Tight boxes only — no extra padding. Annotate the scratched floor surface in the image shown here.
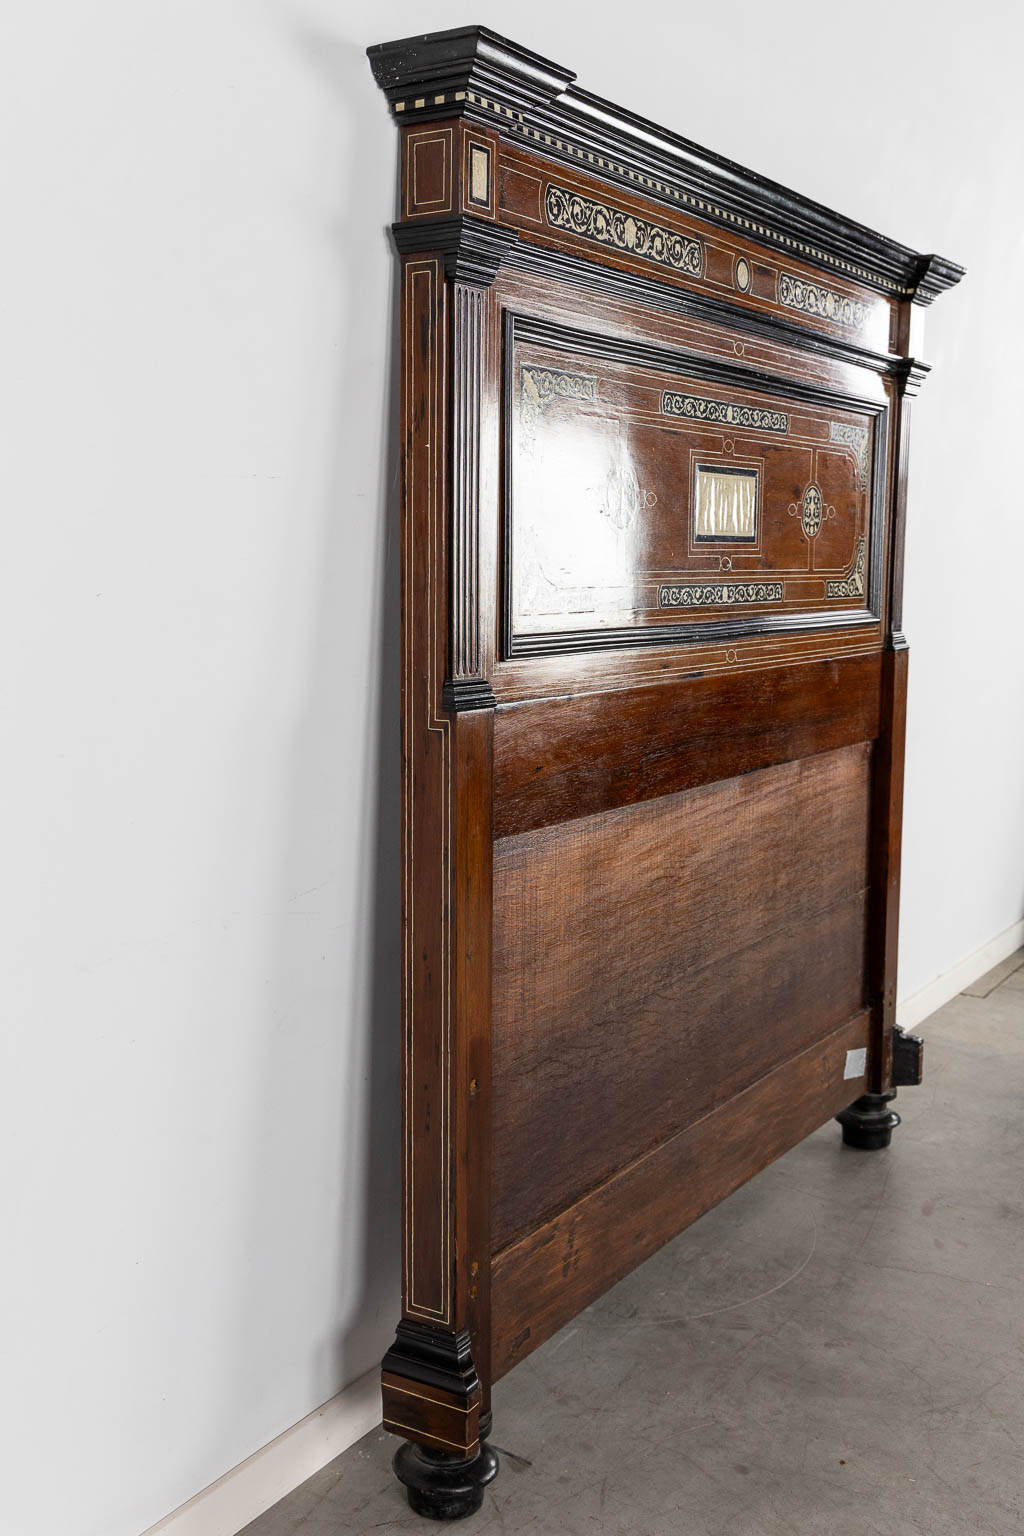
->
[242,952,1024,1536]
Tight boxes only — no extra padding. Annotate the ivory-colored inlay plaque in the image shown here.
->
[469,144,490,204]
[694,465,758,543]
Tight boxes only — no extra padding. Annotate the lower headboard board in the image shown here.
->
[490,741,872,1375]
[367,23,959,1522]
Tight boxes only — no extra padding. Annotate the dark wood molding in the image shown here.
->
[503,238,908,374]
[381,1322,483,1458]
[383,1320,479,1399]
[911,253,967,307]
[393,215,519,286]
[442,677,497,712]
[370,26,964,303]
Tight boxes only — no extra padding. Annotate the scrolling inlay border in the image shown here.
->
[826,537,867,599]
[830,421,870,490]
[659,580,784,608]
[662,391,788,434]
[779,273,869,331]
[545,184,703,277]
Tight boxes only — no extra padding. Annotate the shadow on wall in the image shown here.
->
[227,25,403,1445]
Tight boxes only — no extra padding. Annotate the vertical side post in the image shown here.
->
[840,354,928,1149]
[381,126,516,1517]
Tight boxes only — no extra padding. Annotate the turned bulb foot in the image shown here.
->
[393,1440,499,1521]
[836,1092,901,1150]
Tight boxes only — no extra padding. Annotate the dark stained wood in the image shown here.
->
[491,1011,871,1379]
[868,643,908,1091]
[494,652,881,836]
[393,1441,499,1522]
[492,744,871,1248]
[381,1369,480,1456]
[367,25,962,1516]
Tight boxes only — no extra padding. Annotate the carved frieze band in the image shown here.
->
[829,421,870,490]
[662,391,788,434]
[826,537,867,599]
[659,581,784,608]
[779,273,869,330]
[545,184,704,277]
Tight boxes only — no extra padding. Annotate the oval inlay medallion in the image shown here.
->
[735,257,751,292]
[802,483,823,537]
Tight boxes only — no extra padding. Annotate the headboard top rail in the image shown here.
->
[368,24,963,304]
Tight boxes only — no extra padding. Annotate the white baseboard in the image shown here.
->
[139,1367,380,1536]
[897,916,1024,1032]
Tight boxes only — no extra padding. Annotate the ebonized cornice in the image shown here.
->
[369,26,964,306]
[393,215,520,286]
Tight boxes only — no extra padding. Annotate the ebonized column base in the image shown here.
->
[836,1092,901,1150]
[394,1441,499,1522]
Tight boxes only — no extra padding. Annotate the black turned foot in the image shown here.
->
[394,1440,499,1521]
[836,1092,901,1150]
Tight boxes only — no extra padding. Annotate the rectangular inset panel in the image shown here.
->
[504,315,883,653]
[693,464,758,543]
[491,743,871,1251]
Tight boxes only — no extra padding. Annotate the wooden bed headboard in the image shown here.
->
[367,25,963,1520]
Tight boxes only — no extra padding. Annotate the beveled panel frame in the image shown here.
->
[501,310,888,658]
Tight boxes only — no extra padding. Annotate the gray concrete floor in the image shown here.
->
[243,952,1024,1536]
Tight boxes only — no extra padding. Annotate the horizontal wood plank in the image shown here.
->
[491,1010,870,1380]
[493,651,880,837]
[492,744,871,1247]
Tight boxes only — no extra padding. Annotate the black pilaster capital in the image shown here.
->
[894,356,932,398]
[393,216,520,287]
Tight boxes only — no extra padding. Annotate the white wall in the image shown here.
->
[1,4,1021,1534]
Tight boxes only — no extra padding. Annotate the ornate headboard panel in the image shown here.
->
[367,26,962,1521]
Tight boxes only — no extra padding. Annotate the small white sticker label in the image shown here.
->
[844,1047,867,1080]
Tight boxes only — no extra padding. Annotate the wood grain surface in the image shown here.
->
[491,1011,870,1379]
[492,743,871,1249]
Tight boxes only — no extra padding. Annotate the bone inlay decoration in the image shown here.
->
[545,184,703,276]
[779,272,869,330]
[693,465,758,543]
[829,421,870,490]
[659,580,783,608]
[826,537,867,599]
[662,392,788,434]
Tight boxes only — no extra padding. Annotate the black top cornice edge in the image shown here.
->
[367,23,575,114]
[367,25,964,306]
